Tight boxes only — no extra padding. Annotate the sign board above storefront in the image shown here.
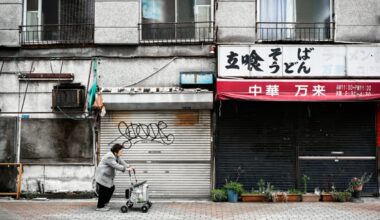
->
[216,79,380,101]
[218,46,380,78]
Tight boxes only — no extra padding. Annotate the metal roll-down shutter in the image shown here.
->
[216,101,296,191]
[298,103,378,195]
[216,102,378,195]
[100,110,211,198]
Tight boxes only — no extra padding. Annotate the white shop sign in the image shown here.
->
[218,45,380,78]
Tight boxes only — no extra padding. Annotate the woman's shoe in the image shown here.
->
[96,207,110,212]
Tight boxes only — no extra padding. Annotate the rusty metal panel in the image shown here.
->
[99,110,212,198]
[0,117,18,193]
[20,119,93,164]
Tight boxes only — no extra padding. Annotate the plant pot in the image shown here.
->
[321,193,333,202]
[272,194,287,202]
[302,193,320,202]
[352,190,361,198]
[287,194,302,202]
[241,194,266,202]
[227,190,238,203]
[353,185,363,191]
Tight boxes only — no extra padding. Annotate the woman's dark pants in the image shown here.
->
[97,183,115,208]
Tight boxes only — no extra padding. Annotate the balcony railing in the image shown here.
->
[257,22,335,43]
[20,24,94,46]
[139,21,214,44]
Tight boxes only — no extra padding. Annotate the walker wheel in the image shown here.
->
[127,201,133,208]
[121,205,128,213]
[147,201,152,208]
[141,205,149,213]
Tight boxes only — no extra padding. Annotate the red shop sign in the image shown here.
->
[216,79,380,101]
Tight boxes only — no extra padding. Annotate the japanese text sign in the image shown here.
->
[216,79,380,101]
[218,46,380,78]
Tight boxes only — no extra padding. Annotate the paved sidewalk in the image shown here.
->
[0,198,379,220]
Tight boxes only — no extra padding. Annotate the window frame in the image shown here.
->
[139,0,214,43]
[23,0,62,43]
[256,0,335,42]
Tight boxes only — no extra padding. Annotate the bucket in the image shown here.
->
[227,190,238,202]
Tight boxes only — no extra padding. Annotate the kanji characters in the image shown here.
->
[312,85,326,96]
[242,50,264,71]
[265,85,279,96]
[225,51,239,69]
[248,85,262,96]
[295,85,308,96]
[224,47,315,74]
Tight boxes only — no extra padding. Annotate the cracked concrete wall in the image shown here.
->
[216,0,256,43]
[95,0,139,44]
[97,57,215,88]
[0,0,22,47]
[21,165,95,193]
[335,0,380,42]
[0,59,93,113]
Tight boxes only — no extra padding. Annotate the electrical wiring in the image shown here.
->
[125,57,177,87]
[20,61,34,113]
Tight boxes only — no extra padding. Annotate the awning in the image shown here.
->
[216,79,380,101]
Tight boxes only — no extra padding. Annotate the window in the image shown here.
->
[22,0,95,45]
[141,0,213,43]
[257,0,333,42]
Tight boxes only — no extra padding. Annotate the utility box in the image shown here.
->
[52,83,85,111]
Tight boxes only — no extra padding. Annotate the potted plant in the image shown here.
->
[321,192,333,202]
[332,191,352,202]
[241,190,267,202]
[287,189,302,202]
[271,191,288,202]
[321,186,334,202]
[301,175,320,202]
[223,181,244,203]
[348,173,372,199]
[241,179,268,202]
[211,189,227,202]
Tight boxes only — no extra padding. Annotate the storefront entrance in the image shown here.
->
[216,101,378,195]
[100,110,212,198]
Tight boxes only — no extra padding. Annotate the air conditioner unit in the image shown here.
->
[52,83,85,111]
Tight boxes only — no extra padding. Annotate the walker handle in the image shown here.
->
[132,168,137,183]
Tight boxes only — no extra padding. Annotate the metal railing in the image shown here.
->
[20,24,94,46]
[257,22,335,43]
[139,21,214,44]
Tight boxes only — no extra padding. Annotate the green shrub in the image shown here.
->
[302,175,310,194]
[332,191,352,202]
[223,181,244,195]
[287,189,302,195]
[211,189,227,202]
[257,178,266,193]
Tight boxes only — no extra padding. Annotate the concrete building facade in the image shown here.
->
[0,0,379,198]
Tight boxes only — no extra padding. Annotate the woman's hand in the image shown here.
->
[127,167,135,172]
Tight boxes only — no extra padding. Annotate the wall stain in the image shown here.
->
[176,111,199,126]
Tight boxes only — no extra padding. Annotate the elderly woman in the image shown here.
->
[95,144,133,211]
